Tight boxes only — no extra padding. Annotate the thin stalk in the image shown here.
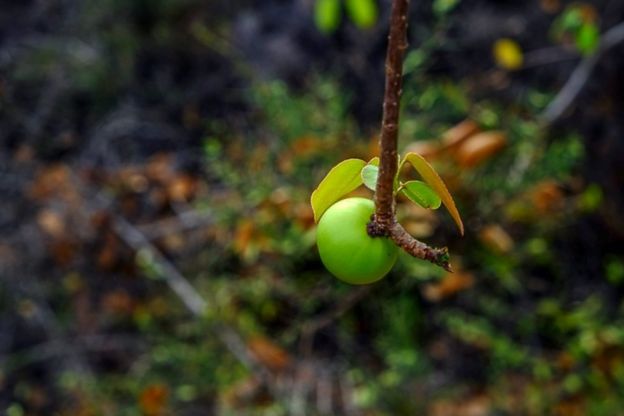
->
[369,0,451,271]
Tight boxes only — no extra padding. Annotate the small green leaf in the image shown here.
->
[401,180,442,209]
[345,0,378,29]
[433,0,460,17]
[402,152,464,235]
[314,0,342,34]
[361,164,379,191]
[576,23,600,55]
[311,158,366,222]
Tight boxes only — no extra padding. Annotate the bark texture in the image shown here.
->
[370,0,452,272]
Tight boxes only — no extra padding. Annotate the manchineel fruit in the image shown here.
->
[316,197,398,284]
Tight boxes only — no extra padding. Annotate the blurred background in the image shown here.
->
[1,0,624,414]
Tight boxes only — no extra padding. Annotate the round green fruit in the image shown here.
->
[316,197,398,284]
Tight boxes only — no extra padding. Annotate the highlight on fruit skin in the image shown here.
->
[316,197,398,285]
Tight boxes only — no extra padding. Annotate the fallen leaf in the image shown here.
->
[167,174,197,202]
[441,119,481,151]
[146,153,175,184]
[530,181,564,214]
[139,384,169,416]
[248,336,291,373]
[37,209,65,238]
[233,219,255,256]
[29,164,75,202]
[423,271,475,302]
[290,136,324,157]
[455,131,507,168]
[101,290,135,316]
[479,224,514,254]
[403,140,440,160]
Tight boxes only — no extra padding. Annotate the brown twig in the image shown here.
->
[370,0,452,271]
[373,0,408,230]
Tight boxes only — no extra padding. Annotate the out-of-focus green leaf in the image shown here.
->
[403,50,427,75]
[361,164,379,191]
[561,7,583,32]
[314,0,342,34]
[311,158,366,222]
[576,23,600,55]
[433,0,460,16]
[401,180,442,209]
[345,0,378,29]
[403,152,464,234]
[606,257,624,286]
[578,183,603,212]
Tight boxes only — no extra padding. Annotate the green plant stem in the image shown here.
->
[369,0,451,271]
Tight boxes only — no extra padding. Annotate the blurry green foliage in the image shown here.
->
[433,0,461,17]
[314,0,342,34]
[551,3,601,55]
[345,0,379,29]
[314,0,379,34]
[606,257,624,285]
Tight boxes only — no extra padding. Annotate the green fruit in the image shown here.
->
[316,198,398,284]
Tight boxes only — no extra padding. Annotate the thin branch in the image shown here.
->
[138,209,213,241]
[541,21,624,124]
[369,0,451,271]
[72,175,292,406]
[373,0,409,230]
[108,213,209,316]
[389,222,450,270]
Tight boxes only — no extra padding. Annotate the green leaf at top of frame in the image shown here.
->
[345,0,378,29]
[402,152,464,235]
[361,157,379,190]
[311,158,366,222]
[314,0,342,35]
[401,180,442,209]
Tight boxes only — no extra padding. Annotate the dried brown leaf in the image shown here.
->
[423,271,475,302]
[455,131,507,168]
[139,384,169,416]
[479,224,514,254]
[247,336,291,373]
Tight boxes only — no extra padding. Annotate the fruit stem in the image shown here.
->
[370,0,452,271]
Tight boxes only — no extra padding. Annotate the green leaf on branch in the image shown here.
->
[401,180,442,209]
[402,152,464,235]
[311,158,366,222]
[345,0,378,29]
[314,0,342,34]
[361,164,379,191]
